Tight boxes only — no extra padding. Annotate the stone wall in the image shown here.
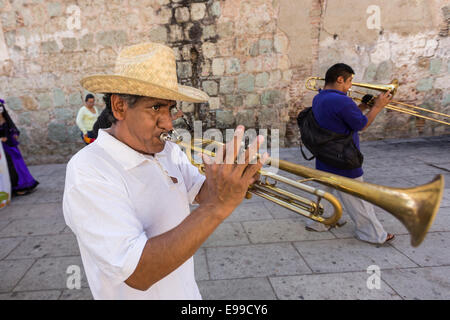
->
[0,0,448,164]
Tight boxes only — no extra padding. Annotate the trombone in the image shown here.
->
[305,77,450,126]
[161,131,444,247]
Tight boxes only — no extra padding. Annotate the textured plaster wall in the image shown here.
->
[0,0,448,164]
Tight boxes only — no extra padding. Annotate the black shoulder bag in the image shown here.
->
[296,107,363,170]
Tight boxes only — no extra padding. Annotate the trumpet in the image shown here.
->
[305,77,450,126]
[161,131,444,247]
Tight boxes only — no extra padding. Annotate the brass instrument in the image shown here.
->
[161,131,444,247]
[305,77,450,126]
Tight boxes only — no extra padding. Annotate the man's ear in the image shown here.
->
[110,94,127,121]
[336,75,345,84]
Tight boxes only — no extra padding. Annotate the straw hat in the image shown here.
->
[81,42,209,103]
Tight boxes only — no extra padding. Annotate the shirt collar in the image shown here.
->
[319,89,347,96]
[96,129,167,170]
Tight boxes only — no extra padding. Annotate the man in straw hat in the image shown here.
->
[63,42,269,299]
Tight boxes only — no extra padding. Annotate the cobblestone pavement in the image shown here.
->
[0,135,449,300]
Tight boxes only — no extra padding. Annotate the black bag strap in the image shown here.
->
[299,143,315,161]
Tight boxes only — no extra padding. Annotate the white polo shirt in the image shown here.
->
[63,129,205,300]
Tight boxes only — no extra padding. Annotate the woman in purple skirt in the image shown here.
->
[0,99,38,196]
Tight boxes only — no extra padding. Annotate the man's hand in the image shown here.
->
[372,91,393,110]
[0,137,7,142]
[199,125,269,218]
[361,91,393,131]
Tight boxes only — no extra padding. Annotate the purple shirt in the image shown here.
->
[312,89,368,178]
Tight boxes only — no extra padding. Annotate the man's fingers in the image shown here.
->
[237,134,263,165]
[242,152,270,181]
[235,135,264,176]
[214,142,224,165]
[225,125,245,165]
[202,153,214,166]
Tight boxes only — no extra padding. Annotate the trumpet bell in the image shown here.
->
[399,174,444,247]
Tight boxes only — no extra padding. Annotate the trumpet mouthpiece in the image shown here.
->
[160,130,183,143]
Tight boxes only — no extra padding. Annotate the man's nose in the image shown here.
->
[158,109,174,131]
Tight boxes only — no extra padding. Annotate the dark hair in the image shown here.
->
[324,63,355,85]
[102,93,144,124]
[85,94,95,102]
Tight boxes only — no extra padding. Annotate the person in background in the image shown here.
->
[304,63,394,244]
[91,99,114,140]
[0,99,39,196]
[76,94,99,144]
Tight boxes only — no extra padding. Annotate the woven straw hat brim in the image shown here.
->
[81,75,209,103]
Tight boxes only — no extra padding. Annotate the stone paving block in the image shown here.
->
[0,220,10,232]
[381,266,450,300]
[6,233,80,260]
[11,189,63,205]
[206,243,311,280]
[431,162,450,171]
[202,222,250,247]
[59,288,94,300]
[360,175,413,188]
[361,140,389,147]
[198,277,276,300]
[242,218,336,243]
[0,290,62,300]
[390,232,450,267]
[0,259,35,293]
[29,164,66,178]
[411,153,450,165]
[440,189,450,208]
[194,248,209,281]
[225,202,273,222]
[428,208,450,232]
[363,150,410,161]
[362,154,420,166]
[28,170,65,184]
[269,273,401,300]
[372,209,409,235]
[328,220,356,239]
[293,239,418,273]
[401,173,450,187]
[0,202,63,221]
[14,256,88,292]
[0,237,24,259]
[364,164,446,178]
[0,217,67,238]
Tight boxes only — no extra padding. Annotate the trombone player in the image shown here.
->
[303,63,395,244]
